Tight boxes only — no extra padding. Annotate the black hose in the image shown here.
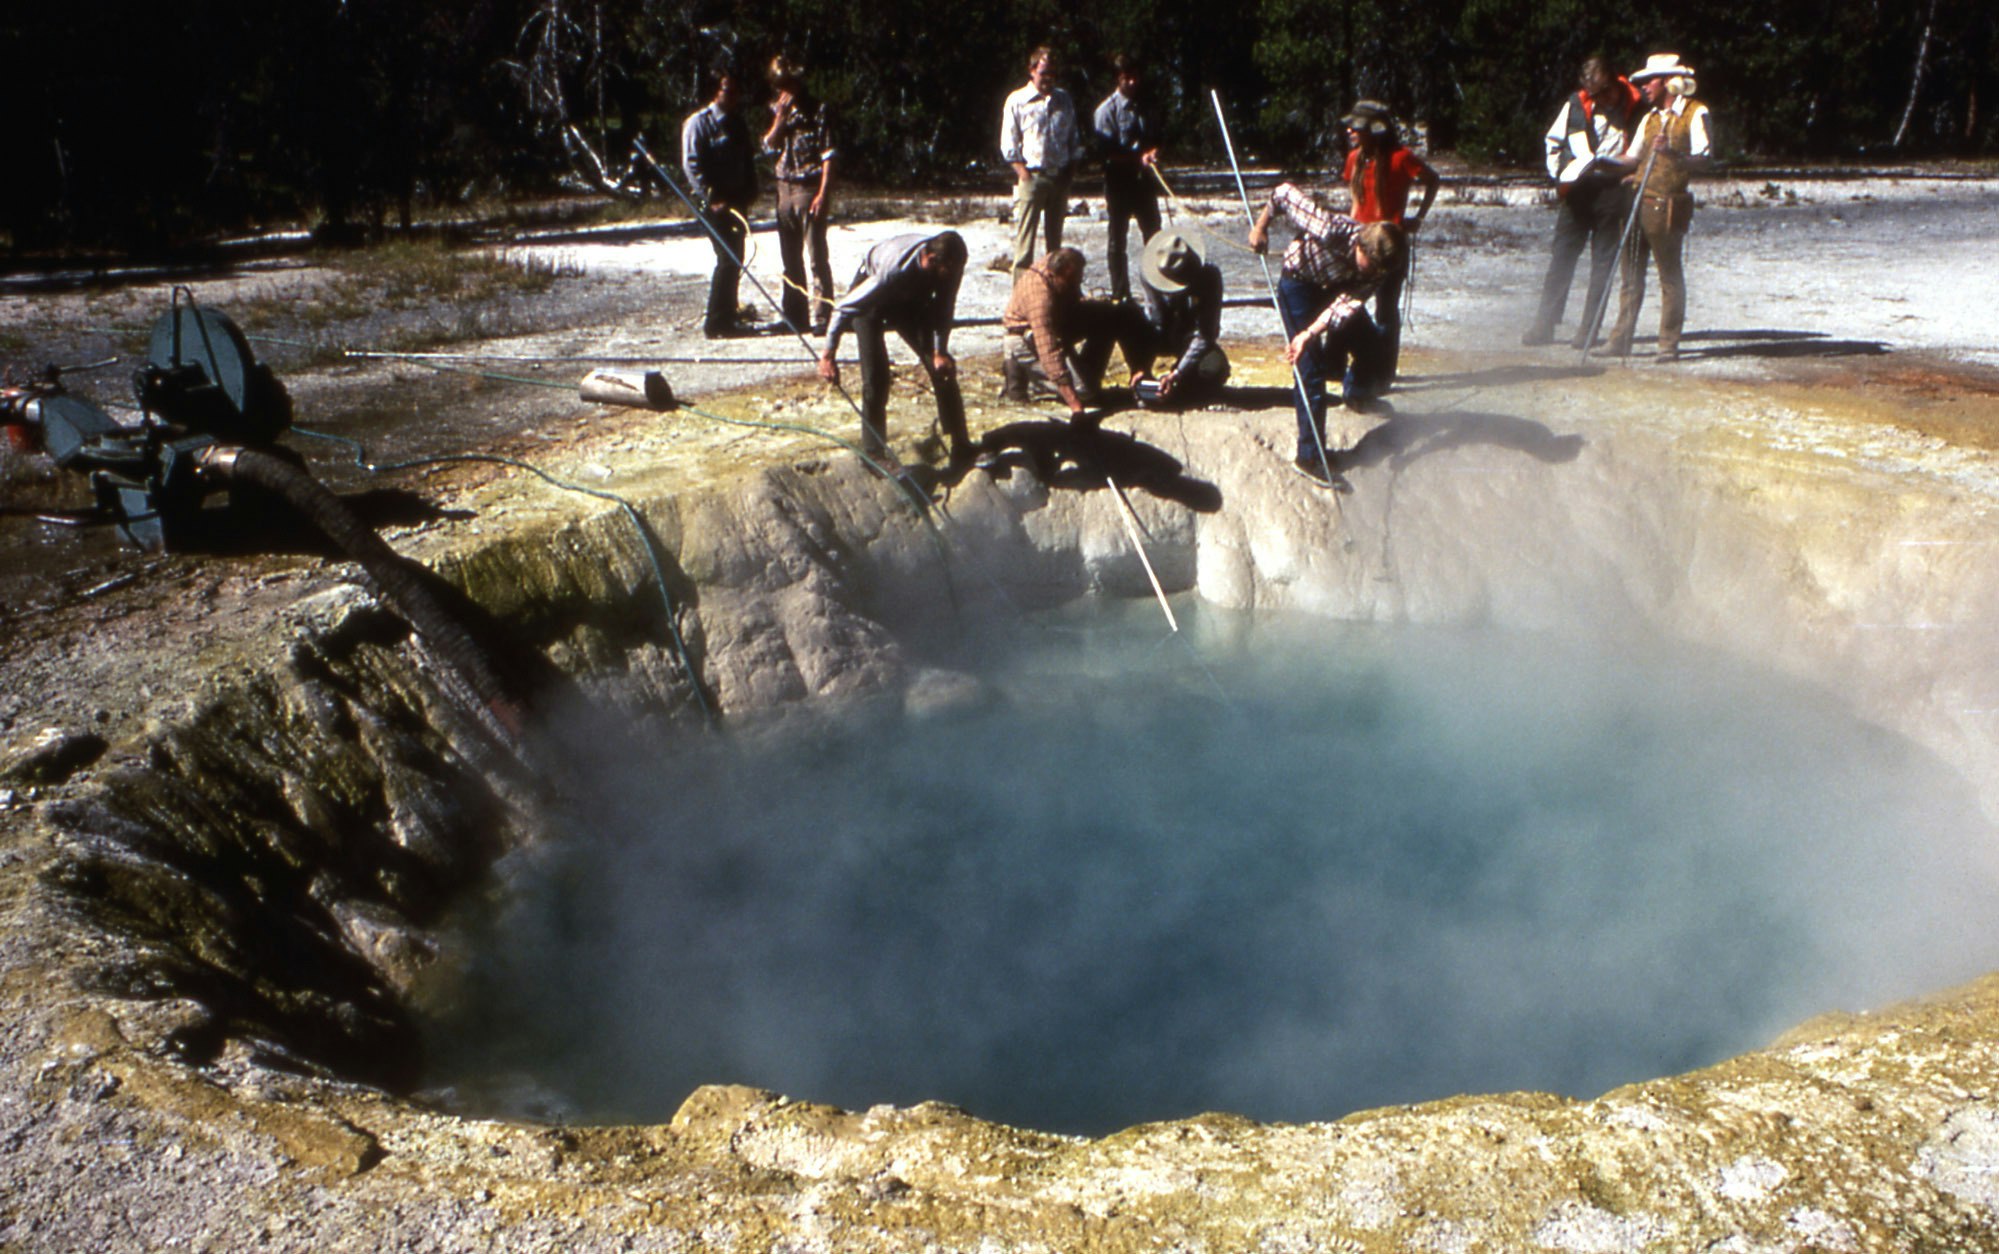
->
[213,447,526,742]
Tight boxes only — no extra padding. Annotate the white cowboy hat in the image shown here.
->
[1141,231,1203,293]
[1631,53,1695,82]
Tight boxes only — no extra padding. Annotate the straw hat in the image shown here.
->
[1630,53,1695,82]
[1141,231,1203,293]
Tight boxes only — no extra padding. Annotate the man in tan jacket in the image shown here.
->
[1603,53,1714,364]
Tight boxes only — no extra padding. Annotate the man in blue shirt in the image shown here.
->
[682,61,758,338]
[818,232,973,465]
[1094,54,1162,302]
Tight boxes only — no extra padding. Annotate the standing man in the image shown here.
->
[682,61,759,339]
[763,55,838,336]
[1524,55,1640,347]
[1250,183,1403,482]
[1603,53,1714,364]
[1000,46,1081,276]
[1135,231,1230,408]
[817,232,973,464]
[1093,53,1162,302]
[1340,100,1438,388]
[1000,247,1149,426]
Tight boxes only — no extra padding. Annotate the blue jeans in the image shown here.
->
[1278,276,1386,461]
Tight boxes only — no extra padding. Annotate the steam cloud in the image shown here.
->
[423,604,1999,1135]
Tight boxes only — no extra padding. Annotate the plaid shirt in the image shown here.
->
[1269,183,1374,293]
[1002,258,1077,388]
[1268,183,1382,336]
[769,96,838,183]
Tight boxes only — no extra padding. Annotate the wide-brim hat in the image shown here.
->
[1631,53,1695,82]
[1142,231,1203,293]
[1341,99,1396,136]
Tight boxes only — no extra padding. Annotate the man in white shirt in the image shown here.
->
[1524,55,1639,347]
[1000,46,1080,276]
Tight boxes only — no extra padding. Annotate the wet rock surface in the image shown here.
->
[5,174,1999,1249]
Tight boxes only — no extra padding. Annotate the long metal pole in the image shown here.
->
[632,136,939,510]
[1576,142,1659,363]
[1107,476,1179,633]
[1211,90,1343,492]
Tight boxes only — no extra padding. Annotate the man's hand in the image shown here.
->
[1157,369,1178,398]
[817,353,839,384]
[932,352,957,382]
[1285,328,1316,365]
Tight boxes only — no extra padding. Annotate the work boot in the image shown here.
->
[1292,455,1353,492]
[1521,326,1556,347]
[1000,357,1029,402]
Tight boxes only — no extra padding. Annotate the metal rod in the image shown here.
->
[1106,476,1179,633]
[1577,143,1659,362]
[632,136,938,518]
[1210,90,1341,491]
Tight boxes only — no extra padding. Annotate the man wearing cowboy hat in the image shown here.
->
[1602,52,1714,363]
[1134,231,1230,408]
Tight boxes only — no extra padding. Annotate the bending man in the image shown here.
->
[1250,184,1403,482]
[818,232,972,464]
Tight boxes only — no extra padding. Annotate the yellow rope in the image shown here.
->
[1148,164,1261,257]
[733,206,839,318]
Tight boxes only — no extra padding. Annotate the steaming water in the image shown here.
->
[423,601,1999,1135]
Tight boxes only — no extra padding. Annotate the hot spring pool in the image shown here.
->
[421,601,1999,1135]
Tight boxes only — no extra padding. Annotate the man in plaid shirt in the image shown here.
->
[1250,182,1403,480]
[1000,247,1149,426]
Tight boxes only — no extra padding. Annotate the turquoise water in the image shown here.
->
[424,602,1999,1135]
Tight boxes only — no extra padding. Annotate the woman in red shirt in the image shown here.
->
[1340,100,1439,389]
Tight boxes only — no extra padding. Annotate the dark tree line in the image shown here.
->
[5,0,1994,254]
